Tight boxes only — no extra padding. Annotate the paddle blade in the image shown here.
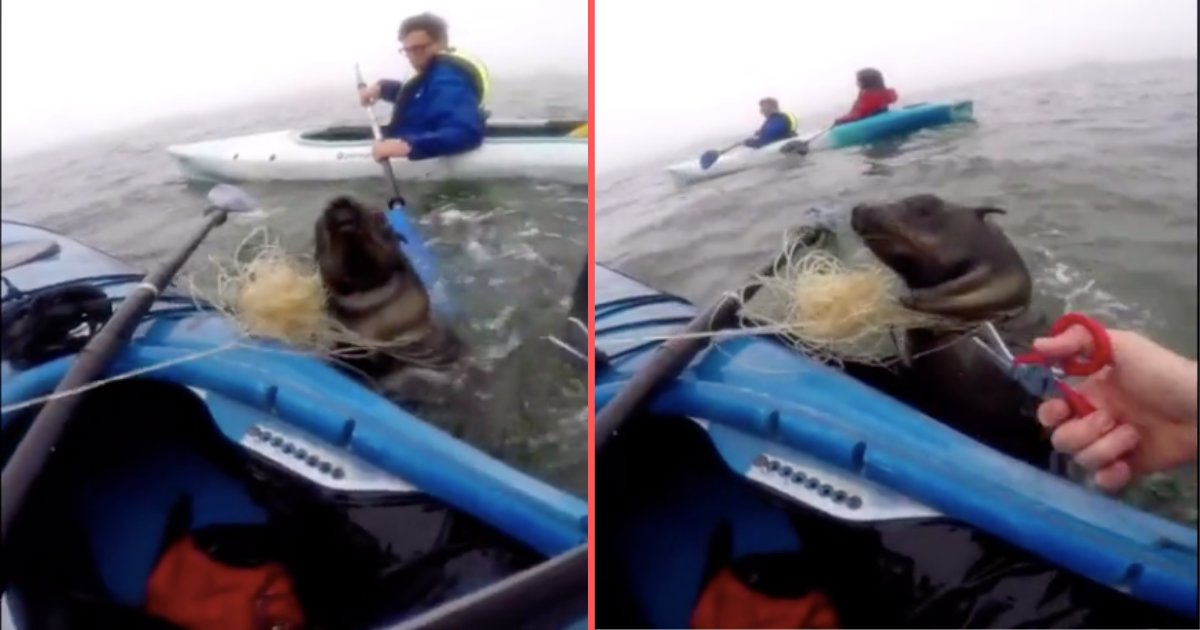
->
[207,184,259,214]
[699,150,721,170]
[354,62,367,89]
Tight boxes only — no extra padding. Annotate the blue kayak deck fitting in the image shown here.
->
[594,263,1196,618]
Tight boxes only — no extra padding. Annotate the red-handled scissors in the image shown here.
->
[971,313,1114,419]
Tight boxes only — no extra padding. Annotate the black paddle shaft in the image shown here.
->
[0,208,230,546]
[594,245,803,451]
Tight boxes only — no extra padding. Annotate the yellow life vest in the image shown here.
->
[438,47,491,110]
[781,112,799,134]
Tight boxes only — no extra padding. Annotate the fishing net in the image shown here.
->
[187,228,398,361]
[737,227,969,367]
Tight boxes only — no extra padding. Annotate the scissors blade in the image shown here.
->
[980,322,1014,361]
[971,337,1017,375]
[1015,364,1065,399]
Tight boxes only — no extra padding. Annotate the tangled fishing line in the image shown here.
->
[189,227,431,366]
[733,233,971,367]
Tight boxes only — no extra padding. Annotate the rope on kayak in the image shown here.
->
[0,342,240,415]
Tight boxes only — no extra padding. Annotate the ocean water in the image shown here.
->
[1,75,589,497]
[597,59,1198,524]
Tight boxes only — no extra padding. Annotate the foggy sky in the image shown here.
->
[596,0,1198,172]
[1,0,586,157]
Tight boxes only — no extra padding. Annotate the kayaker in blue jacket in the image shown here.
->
[358,12,490,162]
[743,98,799,148]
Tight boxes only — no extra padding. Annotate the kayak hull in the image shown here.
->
[167,119,588,185]
[666,100,975,185]
[593,261,1196,620]
[1,208,586,627]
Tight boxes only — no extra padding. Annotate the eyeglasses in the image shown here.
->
[400,42,434,57]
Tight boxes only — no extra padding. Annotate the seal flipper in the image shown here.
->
[902,265,1029,320]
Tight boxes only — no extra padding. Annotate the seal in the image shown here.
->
[850,193,1032,320]
[841,194,1056,470]
[314,195,463,404]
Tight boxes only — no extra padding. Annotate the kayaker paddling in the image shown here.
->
[677,100,975,184]
[743,98,799,148]
[359,12,491,162]
[833,67,898,125]
[696,98,801,170]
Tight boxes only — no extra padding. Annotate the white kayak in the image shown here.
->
[665,135,815,186]
[167,118,588,185]
[666,101,975,186]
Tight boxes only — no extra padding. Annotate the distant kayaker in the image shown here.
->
[359,12,490,162]
[833,68,898,126]
[743,98,799,148]
[1035,326,1198,492]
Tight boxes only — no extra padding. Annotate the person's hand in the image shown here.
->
[1035,326,1198,492]
[371,139,410,162]
[359,82,382,106]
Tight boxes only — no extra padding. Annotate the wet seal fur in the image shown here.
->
[794,194,1057,470]
[314,196,464,404]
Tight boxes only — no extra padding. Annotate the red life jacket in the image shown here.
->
[145,534,306,630]
[691,566,841,629]
[690,521,841,629]
[835,88,898,124]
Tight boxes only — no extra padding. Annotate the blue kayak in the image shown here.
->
[593,263,1197,628]
[0,204,586,629]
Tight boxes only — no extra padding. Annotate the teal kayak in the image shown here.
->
[592,262,1196,628]
[813,100,975,150]
[0,203,586,628]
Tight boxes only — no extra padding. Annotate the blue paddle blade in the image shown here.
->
[698,150,721,170]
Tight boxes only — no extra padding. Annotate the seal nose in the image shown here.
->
[329,205,359,230]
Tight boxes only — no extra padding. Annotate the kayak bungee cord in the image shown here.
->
[0,342,240,416]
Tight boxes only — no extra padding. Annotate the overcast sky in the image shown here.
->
[1,0,586,156]
[596,0,1198,171]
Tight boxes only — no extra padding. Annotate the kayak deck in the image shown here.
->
[1,217,587,628]
[5,379,544,627]
[296,119,589,144]
[594,263,1197,621]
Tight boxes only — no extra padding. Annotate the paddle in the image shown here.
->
[0,184,259,547]
[698,141,744,170]
[778,125,834,156]
[355,63,407,208]
[594,237,809,451]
